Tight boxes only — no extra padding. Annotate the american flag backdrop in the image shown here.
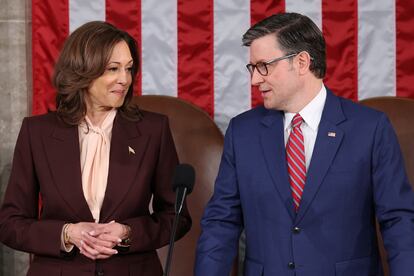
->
[32,0,414,132]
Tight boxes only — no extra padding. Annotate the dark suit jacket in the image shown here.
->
[0,110,191,276]
[195,89,414,276]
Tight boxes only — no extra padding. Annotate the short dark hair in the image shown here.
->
[53,21,141,125]
[242,13,326,78]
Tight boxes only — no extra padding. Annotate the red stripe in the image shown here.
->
[287,155,306,180]
[291,186,304,199]
[287,148,305,173]
[288,174,304,193]
[291,191,300,201]
[291,186,302,196]
[177,0,214,117]
[250,0,285,108]
[288,165,306,184]
[322,0,358,102]
[250,0,285,25]
[286,142,306,178]
[106,0,141,96]
[396,0,414,98]
[292,194,300,202]
[287,140,304,162]
[32,0,69,115]
[290,131,304,146]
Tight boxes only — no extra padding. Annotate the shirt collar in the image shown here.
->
[284,85,327,132]
[79,109,117,138]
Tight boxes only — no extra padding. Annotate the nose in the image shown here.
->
[251,69,264,86]
[117,68,129,85]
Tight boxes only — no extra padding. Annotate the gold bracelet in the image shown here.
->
[63,223,71,245]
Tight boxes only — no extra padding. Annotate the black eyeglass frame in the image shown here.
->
[246,53,298,76]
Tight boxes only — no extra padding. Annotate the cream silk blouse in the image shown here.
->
[61,109,117,251]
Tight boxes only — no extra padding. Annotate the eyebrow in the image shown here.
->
[249,59,267,64]
[108,60,133,65]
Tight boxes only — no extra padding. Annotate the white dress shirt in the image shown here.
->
[284,85,327,170]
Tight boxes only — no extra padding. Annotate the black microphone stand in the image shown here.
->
[163,187,188,276]
[164,212,180,276]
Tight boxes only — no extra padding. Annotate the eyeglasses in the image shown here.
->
[246,53,298,76]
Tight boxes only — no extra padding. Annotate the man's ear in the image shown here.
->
[296,51,312,75]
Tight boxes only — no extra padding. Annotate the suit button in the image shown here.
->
[293,226,301,234]
[288,262,295,269]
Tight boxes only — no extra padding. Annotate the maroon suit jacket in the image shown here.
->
[0,110,191,276]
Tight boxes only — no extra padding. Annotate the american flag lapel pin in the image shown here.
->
[128,146,135,155]
[328,132,336,137]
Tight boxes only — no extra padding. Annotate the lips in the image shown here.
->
[111,89,125,95]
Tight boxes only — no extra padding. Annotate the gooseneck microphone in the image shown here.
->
[164,164,195,276]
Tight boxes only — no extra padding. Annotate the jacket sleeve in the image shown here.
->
[195,119,242,276]
[121,116,192,253]
[0,118,66,257]
[372,114,414,276]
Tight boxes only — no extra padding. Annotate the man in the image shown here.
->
[195,13,414,276]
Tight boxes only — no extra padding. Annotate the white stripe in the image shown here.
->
[295,130,304,143]
[214,0,251,133]
[358,0,396,99]
[288,170,304,192]
[69,0,105,32]
[285,0,322,30]
[141,0,177,96]
[289,141,305,163]
[293,198,300,207]
[287,145,306,174]
[291,186,302,199]
[287,152,306,177]
[290,134,305,156]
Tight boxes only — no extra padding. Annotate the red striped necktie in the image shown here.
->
[286,113,306,211]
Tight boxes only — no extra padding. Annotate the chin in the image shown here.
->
[263,101,281,111]
[112,100,125,108]
[263,100,274,109]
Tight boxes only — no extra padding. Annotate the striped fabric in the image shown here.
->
[286,114,306,211]
[32,0,414,132]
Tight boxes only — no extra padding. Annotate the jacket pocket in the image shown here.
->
[335,256,377,276]
[244,258,263,276]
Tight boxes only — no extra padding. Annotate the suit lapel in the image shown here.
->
[260,110,295,220]
[44,116,94,221]
[295,91,346,224]
[100,114,149,222]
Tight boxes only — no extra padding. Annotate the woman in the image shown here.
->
[0,21,191,276]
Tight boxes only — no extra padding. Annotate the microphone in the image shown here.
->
[172,164,195,214]
[164,164,195,276]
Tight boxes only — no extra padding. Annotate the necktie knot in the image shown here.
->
[292,113,303,129]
